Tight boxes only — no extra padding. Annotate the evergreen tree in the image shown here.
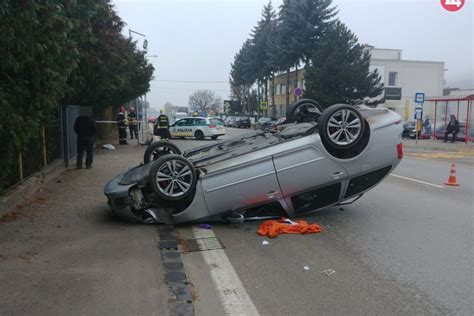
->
[65,0,154,114]
[251,1,278,103]
[304,21,384,108]
[273,0,336,107]
[230,39,258,113]
[0,0,154,191]
[289,0,338,64]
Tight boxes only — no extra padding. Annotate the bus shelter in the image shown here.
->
[424,94,473,144]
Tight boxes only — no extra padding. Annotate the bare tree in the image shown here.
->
[188,90,222,113]
[163,101,174,114]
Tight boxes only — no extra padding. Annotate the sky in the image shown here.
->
[112,0,473,110]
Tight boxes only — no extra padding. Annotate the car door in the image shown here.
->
[171,118,193,137]
[169,119,184,137]
[272,143,347,215]
[202,156,283,215]
[196,118,208,136]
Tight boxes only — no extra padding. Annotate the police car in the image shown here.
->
[169,117,225,140]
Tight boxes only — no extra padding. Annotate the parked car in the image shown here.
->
[105,99,403,224]
[167,117,225,140]
[264,117,287,132]
[402,121,416,138]
[234,116,251,128]
[256,117,275,130]
[224,116,236,127]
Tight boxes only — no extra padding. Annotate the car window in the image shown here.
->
[176,119,187,126]
[186,118,198,126]
[197,118,207,126]
[211,119,223,126]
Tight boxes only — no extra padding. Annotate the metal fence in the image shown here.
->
[3,123,62,192]
[2,105,88,193]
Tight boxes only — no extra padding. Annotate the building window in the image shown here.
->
[281,84,286,95]
[388,72,398,86]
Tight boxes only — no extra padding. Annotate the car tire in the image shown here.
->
[318,104,366,150]
[144,141,181,164]
[195,130,205,140]
[286,99,323,123]
[149,155,197,201]
[211,135,218,140]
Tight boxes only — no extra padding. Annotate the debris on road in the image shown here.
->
[303,266,311,271]
[102,144,116,150]
[262,240,270,245]
[321,269,336,276]
[198,223,212,229]
[257,217,323,238]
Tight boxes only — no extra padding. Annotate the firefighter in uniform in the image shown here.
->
[156,110,170,140]
[128,106,139,140]
[116,106,128,144]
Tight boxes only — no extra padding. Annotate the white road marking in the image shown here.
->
[193,227,259,316]
[390,174,445,189]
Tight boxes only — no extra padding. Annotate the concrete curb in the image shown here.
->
[403,139,474,153]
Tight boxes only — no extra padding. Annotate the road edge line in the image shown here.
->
[193,226,260,316]
[390,174,445,188]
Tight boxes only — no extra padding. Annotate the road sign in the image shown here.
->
[294,87,303,97]
[414,108,423,120]
[224,100,231,113]
[415,92,425,104]
[260,101,268,110]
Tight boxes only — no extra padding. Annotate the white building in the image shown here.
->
[269,46,445,120]
[366,46,445,120]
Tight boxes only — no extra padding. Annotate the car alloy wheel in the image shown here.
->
[326,109,362,146]
[318,104,366,151]
[149,155,196,201]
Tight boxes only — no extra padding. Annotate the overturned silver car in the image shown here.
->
[104,100,403,224]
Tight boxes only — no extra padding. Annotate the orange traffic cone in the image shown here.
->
[445,163,460,186]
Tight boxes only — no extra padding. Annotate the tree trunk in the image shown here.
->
[271,73,275,117]
[257,80,261,117]
[294,64,299,101]
[285,68,290,110]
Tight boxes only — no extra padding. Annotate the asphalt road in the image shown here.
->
[172,128,474,315]
[1,128,471,315]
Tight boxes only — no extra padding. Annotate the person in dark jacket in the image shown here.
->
[74,115,96,169]
[444,115,460,143]
[116,106,128,144]
[128,107,139,140]
[156,110,170,140]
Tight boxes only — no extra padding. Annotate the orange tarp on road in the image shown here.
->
[257,218,323,238]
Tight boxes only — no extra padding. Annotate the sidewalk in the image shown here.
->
[403,138,474,152]
[0,143,169,315]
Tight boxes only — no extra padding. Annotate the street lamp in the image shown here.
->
[129,28,150,144]
[129,29,148,50]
